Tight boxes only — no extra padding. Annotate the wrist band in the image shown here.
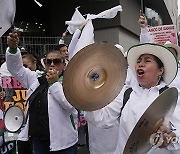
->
[9,48,17,54]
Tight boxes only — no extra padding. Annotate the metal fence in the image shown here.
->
[0,36,68,58]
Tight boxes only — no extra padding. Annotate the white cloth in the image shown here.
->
[66,7,86,34]
[66,5,122,35]
[66,5,122,60]
[125,67,138,87]
[169,68,180,92]
[59,38,65,45]
[68,28,82,60]
[0,61,13,86]
[85,82,180,154]
[0,0,16,37]
[0,62,12,77]
[71,19,94,59]
[6,48,78,151]
[88,121,120,154]
[139,26,152,44]
[88,5,122,20]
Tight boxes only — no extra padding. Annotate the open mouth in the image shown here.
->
[137,69,145,77]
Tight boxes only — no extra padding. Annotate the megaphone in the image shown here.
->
[4,106,25,133]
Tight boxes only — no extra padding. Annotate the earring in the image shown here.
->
[158,75,162,82]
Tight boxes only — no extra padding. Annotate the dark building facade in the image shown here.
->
[1,0,174,54]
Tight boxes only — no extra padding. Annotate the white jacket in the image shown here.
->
[6,48,78,151]
[88,120,120,154]
[85,83,180,154]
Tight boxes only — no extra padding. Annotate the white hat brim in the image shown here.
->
[164,43,180,61]
[127,43,178,85]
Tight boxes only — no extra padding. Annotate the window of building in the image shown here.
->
[14,21,47,36]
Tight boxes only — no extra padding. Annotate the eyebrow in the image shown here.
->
[137,55,154,61]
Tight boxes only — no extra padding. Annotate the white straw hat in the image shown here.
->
[114,44,125,55]
[127,43,178,85]
[164,41,180,61]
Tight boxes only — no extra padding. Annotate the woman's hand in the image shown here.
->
[7,32,19,48]
[157,125,176,148]
[46,69,59,84]
[138,10,147,28]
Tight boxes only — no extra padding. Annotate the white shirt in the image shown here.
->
[85,82,180,154]
[0,62,12,77]
[88,120,120,154]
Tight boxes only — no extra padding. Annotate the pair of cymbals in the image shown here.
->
[63,41,127,111]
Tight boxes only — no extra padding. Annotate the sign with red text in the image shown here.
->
[2,77,27,112]
[148,25,178,45]
[0,76,26,154]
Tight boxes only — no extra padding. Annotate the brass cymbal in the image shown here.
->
[63,41,127,111]
[123,87,178,154]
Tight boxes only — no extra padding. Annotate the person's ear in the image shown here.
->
[159,67,164,76]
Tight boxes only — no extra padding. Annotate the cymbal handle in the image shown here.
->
[91,73,99,81]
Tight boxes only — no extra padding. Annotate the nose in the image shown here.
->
[65,50,69,55]
[50,61,55,66]
[138,61,144,68]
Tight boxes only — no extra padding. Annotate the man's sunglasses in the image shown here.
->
[45,58,63,66]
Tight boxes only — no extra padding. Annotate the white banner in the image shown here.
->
[0,0,16,37]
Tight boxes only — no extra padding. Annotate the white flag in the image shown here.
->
[66,5,123,60]
[65,7,86,34]
[88,5,122,20]
[0,0,16,37]
[71,19,94,58]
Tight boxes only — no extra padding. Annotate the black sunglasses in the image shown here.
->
[45,58,63,66]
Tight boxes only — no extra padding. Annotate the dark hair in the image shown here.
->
[54,44,68,51]
[22,53,44,71]
[139,54,164,68]
[22,53,37,63]
[153,55,164,83]
[45,50,65,63]
[153,55,164,68]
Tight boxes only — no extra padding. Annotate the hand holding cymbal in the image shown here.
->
[123,87,178,154]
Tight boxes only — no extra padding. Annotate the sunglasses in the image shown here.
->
[45,58,63,66]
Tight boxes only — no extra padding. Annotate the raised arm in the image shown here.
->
[138,10,152,43]
[59,31,68,45]
[6,33,37,88]
[68,22,86,60]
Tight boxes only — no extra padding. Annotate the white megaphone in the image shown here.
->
[4,106,25,133]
